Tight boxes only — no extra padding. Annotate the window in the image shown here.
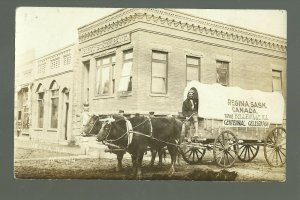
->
[36,85,44,128]
[216,60,229,86]
[95,54,116,96]
[38,63,46,74]
[272,70,282,92]
[50,81,59,129]
[118,49,133,93]
[63,54,71,65]
[51,58,60,69]
[151,51,167,93]
[186,56,200,84]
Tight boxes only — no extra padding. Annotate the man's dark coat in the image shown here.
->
[182,98,198,118]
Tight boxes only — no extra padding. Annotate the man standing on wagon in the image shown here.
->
[182,89,200,141]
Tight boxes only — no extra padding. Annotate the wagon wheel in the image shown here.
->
[213,130,239,168]
[264,127,286,167]
[180,144,206,164]
[237,143,260,162]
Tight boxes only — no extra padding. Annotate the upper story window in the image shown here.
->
[118,49,133,93]
[186,56,200,85]
[50,81,59,129]
[151,51,168,94]
[216,60,229,86]
[95,54,116,96]
[51,58,60,69]
[38,63,46,74]
[272,70,282,93]
[63,54,71,65]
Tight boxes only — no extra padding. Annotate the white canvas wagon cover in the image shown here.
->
[183,81,285,127]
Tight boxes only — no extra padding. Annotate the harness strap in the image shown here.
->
[125,119,133,146]
[147,116,153,137]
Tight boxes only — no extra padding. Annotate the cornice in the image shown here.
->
[36,44,76,64]
[78,8,287,53]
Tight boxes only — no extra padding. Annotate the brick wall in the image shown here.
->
[78,26,286,117]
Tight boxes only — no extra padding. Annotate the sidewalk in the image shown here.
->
[14,136,155,161]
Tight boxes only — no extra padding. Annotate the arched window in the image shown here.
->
[36,84,45,128]
[49,81,59,129]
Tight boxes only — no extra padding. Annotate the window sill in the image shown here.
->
[34,128,43,131]
[47,129,58,132]
[118,91,133,97]
[93,95,115,100]
[149,93,168,97]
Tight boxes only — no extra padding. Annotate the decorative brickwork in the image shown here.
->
[78,9,286,53]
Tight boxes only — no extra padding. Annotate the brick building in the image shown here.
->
[74,8,286,135]
[29,44,80,144]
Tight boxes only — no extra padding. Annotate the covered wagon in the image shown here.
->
[180,81,286,168]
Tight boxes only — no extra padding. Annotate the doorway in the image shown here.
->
[62,90,69,141]
[64,102,69,140]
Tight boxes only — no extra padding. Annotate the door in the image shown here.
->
[64,102,69,140]
[62,91,69,141]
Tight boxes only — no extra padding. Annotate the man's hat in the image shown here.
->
[149,111,155,115]
[119,110,124,114]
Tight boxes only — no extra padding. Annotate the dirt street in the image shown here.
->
[14,146,285,181]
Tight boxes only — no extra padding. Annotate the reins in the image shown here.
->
[102,117,180,148]
[104,118,149,143]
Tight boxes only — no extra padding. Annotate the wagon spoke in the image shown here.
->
[195,151,200,160]
[196,149,203,157]
[227,151,235,160]
[192,150,195,162]
[252,145,258,151]
[225,152,230,165]
[265,142,275,148]
[217,154,223,164]
[279,142,286,146]
[239,145,246,157]
[268,136,275,144]
[184,149,191,155]
[222,134,225,146]
[218,138,225,148]
[266,147,274,153]
[187,150,193,160]
[223,152,226,167]
[278,150,283,164]
[228,142,238,148]
[275,150,279,165]
[249,146,255,157]
[279,149,286,157]
[243,146,248,160]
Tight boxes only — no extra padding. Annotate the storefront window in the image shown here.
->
[216,60,229,86]
[151,51,167,93]
[118,49,133,93]
[95,54,115,96]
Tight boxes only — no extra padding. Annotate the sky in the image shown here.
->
[15,7,286,59]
